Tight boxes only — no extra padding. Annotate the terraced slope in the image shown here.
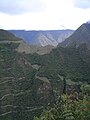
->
[0,43,57,120]
[0,29,90,120]
[0,30,57,120]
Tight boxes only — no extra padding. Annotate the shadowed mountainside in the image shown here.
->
[60,23,90,49]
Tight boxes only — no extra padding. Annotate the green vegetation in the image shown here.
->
[0,29,90,120]
[34,84,90,120]
[0,29,21,41]
[60,23,90,49]
[25,45,90,83]
[0,42,53,120]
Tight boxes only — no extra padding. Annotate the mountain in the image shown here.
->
[60,23,90,49]
[0,29,90,120]
[0,29,21,41]
[0,29,55,55]
[9,30,74,46]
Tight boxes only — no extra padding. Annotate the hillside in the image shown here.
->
[26,45,90,83]
[0,29,90,120]
[60,23,90,49]
[0,32,55,120]
[17,41,55,55]
[9,30,74,46]
[0,29,21,41]
[0,29,54,55]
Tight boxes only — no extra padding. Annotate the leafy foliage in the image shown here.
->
[34,88,90,120]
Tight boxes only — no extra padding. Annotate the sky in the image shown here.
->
[0,0,90,30]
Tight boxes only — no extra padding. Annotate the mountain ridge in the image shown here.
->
[59,23,90,49]
[9,29,74,46]
[0,29,21,41]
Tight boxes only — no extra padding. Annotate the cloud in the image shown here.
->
[0,0,46,15]
[0,0,90,30]
[73,0,90,9]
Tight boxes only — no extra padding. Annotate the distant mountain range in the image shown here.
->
[60,23,90,49]
[0,29,54,55]
[9,30,74,46]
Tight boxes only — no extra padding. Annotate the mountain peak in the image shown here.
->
[60,23,90,49]
[86,21,90,24]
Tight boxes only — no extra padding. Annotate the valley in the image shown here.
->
[9,30,74,46]
[0,23,90,120]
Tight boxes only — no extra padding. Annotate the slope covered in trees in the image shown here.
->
[0,29,90,120]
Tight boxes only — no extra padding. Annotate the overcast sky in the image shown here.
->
[0,0,90,30]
